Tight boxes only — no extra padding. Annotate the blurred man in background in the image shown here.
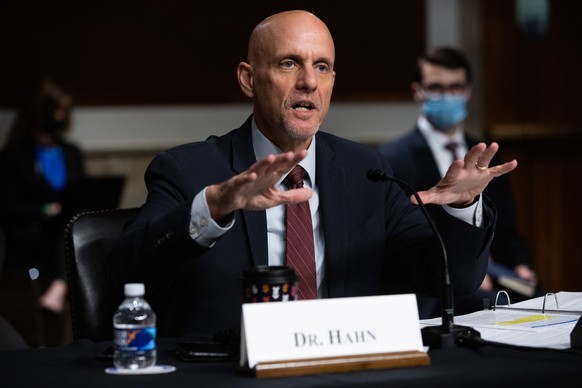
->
[377,47,539,318]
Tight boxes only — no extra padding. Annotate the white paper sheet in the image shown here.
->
[420,291,582,350]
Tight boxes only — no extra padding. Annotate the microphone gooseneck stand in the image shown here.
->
[367,168,483,348]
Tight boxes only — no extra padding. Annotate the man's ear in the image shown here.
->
[411,82,422,102]
[237,62,254,98]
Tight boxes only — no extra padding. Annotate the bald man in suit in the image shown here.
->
[108,12,516,338]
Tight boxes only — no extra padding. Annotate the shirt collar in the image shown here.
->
[251,118,316,187]
[417,114,465,149]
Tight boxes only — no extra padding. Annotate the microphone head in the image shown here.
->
[367,168,386,182]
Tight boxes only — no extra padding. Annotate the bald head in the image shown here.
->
[248,10,335,65]
[237,10,336,151]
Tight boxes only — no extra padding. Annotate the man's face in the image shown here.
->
[244,13,336,151]
[414,62,471,101]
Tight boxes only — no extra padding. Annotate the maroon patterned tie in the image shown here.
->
[284,165,317,300]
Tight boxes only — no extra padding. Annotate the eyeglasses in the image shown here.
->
[419,82,468,99]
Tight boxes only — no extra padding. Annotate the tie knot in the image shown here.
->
[444,142,458,153]
[284,165,306,189]
[444,142,459,161]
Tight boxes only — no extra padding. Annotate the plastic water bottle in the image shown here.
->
[113,283,157,370]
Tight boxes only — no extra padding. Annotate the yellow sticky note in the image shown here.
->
[497,314,550,326]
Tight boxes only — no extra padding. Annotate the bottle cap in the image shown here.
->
[124,283,145,297]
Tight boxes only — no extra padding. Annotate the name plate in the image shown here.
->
[240,294,424,369]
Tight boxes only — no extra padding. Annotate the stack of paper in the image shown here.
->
[420,291,582,349]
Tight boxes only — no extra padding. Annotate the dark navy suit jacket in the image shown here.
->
[108,117,494,337]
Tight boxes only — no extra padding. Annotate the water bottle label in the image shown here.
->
[114,327,156,351]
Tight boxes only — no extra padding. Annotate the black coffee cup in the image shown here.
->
[242,265,298,303]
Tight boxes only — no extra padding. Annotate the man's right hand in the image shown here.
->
[205,150,313,222]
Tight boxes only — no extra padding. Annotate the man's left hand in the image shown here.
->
[412,142,518,207]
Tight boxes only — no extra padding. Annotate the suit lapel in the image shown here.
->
[412,128,441,188]
[231,117,268,266]
[315,135,349,297]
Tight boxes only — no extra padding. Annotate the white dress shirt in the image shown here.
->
[417,115,483,226]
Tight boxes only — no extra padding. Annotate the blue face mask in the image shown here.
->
[422,95,468,131]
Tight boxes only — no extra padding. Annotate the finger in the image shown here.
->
[279,187,313,204]
[259,151,307,177]
[410,190,436,205]
[230,171,257,186]
[488,159,518,177]
[444,159,464,178]
[463,142,487,167]
[476,142,499,169]
[409,194,419,205]
[290,149,308,164]
[248,153,292,185]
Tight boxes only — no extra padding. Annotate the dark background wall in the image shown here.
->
[0,1,424,106]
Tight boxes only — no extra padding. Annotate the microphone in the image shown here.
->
[367,168,482,348]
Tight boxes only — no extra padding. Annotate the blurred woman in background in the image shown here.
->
[0,79,85,317]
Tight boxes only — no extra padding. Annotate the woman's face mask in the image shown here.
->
[43,118,67,135]
[422,94,468,131]
[42,109,69,136]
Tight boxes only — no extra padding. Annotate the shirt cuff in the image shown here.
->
[189,187,235,247]
[442,194,483,227]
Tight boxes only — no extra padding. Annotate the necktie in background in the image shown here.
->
[284,165,317,300]
[444,142,459,164]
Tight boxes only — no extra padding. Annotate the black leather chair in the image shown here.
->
[64,208,138,342]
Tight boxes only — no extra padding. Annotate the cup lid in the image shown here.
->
[242,265,296,281]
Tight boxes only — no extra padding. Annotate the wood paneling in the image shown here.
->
[491,133,582,292]
[483,1,582,292]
